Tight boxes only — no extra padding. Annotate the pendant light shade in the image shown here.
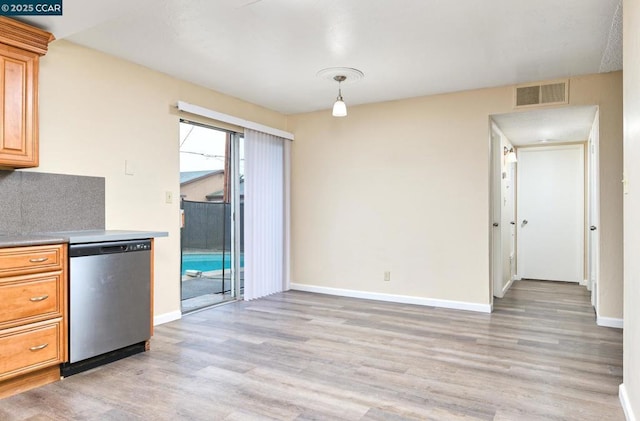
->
[332,98,347,117]
[331,75,347,117]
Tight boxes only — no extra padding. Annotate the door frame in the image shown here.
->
[230,132,243,300]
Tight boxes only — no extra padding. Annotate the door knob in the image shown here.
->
[493,223,499,227]
[522,220,528,225]
[590,226,597,231]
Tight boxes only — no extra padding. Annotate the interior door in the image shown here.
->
[491,123,518,298]
[517,145,584,282]
[491,129,502,299]
[587,114,600,308]
[502,157,516,286]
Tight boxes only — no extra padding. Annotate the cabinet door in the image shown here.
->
[0,44,38,168]
[0,271,64,330]
[0,319,64,380]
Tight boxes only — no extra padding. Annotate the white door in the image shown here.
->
[587,113,600,308]
[502,160,516,284]
[517,145,584,282]
[490,129,502,299]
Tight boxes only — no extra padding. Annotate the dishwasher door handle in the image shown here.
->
[100,245,127,254]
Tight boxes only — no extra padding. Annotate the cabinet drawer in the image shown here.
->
[0,272,63,329]
[0,319,63,380]
[0,245,64,277]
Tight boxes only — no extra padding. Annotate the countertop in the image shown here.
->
[46,230,168,244]
[0,230,168,248]
[0,233,69,248]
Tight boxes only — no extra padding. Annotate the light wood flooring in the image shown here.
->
[0,280,624,420]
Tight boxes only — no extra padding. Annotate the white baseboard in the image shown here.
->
[290,283,492,313]
[581,278,588,286]
[154,310,182,326]
[620,384,637,421]
[597,315,623,329]
[514,274,522,281]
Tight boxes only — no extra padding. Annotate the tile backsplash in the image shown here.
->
[0,170,105,233]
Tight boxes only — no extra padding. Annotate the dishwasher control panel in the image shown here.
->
[127,242,151,251]
[69,240,152,258]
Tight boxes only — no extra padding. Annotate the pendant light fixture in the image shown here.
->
[332,75,347,117]
[316,67,364,118]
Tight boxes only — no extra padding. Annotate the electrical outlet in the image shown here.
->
[384,271,391,282]
[165,191,173,204]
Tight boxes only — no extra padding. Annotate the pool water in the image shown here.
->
[182,253,244,274]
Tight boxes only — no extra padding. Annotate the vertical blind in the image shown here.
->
[244,129,286,300]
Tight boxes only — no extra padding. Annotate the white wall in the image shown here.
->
[23,40,624,336]
[570,74,624,321]
[622,0,640,417]
[29,40,287,321]
[287,72,622,316]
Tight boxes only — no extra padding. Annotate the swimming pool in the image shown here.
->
[182,253,244,274]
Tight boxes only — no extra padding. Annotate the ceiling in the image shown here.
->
[19,0,622,115]
[492,106,599,146]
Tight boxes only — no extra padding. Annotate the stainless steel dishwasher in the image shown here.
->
[62,239,151,376]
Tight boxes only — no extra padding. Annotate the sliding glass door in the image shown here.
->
[179,120,244,313]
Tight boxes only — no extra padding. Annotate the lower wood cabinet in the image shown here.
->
[0,272,64,328]
[0,319,64,380]
[0,243,67,399]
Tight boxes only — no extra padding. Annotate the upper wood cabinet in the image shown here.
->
[0,17,54,168]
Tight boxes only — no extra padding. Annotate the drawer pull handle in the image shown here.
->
[29,343,48,351]
[29,295,49,302]
[29,257,49,263]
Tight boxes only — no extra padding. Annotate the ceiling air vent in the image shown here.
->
[514,79,569,108]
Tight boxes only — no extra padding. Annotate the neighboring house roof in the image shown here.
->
[180,170,223,185]
[206,179,244,201]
